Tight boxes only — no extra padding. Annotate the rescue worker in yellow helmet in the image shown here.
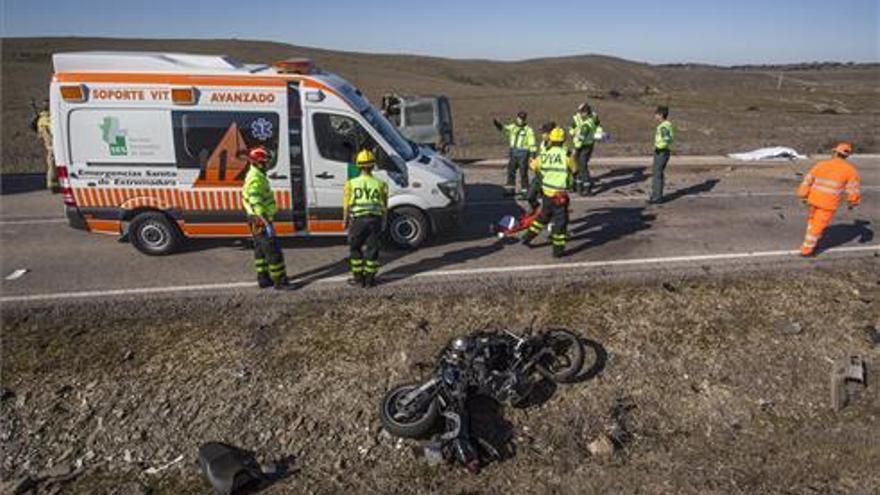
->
[525,121,557,213]
[521,127,574,258]
[344,149,389,287]
[33,100,59,193]
[242,147,291,289]
[493,111,537,197]
[796,142,861,256]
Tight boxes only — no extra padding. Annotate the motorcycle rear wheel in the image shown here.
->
[542,329,585,383]
[380,383,440,439]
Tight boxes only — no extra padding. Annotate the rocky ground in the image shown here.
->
[2,262,879,494]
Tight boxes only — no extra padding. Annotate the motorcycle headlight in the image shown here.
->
[437,180,461,203]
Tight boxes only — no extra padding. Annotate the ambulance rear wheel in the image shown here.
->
[387,206,428,249]
[129,212,182,256]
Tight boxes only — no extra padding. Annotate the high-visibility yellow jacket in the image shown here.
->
[344,173,388,218]
[539,145,574,196]
[569,112,598,148]
[501,123,537,153]
[242,166,277,219]
[654,120,674,151]
[797,157,860,210]
[37,110,51,132]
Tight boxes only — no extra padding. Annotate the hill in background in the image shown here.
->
[3,37,878,172]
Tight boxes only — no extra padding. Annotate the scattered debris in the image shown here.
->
[198,443,263,494]
[830,355,867,411]
[145,454,184,475]
[662,281,678,293]
[5,268,28,281]
[587,434,615,457]
[867,325,880,348]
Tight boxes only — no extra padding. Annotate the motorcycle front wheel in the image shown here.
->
[379,383,440,439]
[542,329,585,383]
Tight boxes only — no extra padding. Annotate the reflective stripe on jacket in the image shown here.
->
[539,146,573,196]
[241,166,277,218]
[502,123,537,152]
[569,113,598,148]
[344,174,388,218]
[654,120,674,151]
[797,157,861,210]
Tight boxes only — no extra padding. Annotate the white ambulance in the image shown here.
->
[49,52,465,254]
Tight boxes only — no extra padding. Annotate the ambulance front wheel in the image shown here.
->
[387,206,429,249]
[129,211,182,256]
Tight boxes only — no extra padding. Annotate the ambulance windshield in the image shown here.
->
[362,106,417,162]
[321,74,417,162]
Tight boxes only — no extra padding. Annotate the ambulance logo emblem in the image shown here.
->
[250,118,273,141]
[99,116,128,156]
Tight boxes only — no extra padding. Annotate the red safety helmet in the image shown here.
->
[247,146,268,163]
[833,142,853,157]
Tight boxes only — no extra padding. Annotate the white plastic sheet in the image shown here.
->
[727,147,807,161]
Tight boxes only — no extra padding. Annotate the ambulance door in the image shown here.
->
[306,111,371,225]
[287,83,308,232]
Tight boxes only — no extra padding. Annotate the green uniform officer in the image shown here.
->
[35,104,59,193]
[521,128,575,258]
[494,110,537,196]
[343,149,389,288]
[649,106,675,204]
[569,103,600,196]
[242,146,290,289]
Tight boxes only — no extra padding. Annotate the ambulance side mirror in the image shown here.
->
[388,155,408,187]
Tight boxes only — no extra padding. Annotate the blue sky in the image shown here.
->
[2,0,878,64]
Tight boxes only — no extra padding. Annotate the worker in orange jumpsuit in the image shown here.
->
[796,142,861,256]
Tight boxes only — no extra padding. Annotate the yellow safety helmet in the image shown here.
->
[355,149,376,167]
[549,127,566,143]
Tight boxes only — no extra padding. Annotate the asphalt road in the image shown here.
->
[1,156,877,302]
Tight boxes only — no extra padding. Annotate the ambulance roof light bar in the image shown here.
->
[272,58,316,75]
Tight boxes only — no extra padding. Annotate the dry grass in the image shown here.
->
[2,263,879,494]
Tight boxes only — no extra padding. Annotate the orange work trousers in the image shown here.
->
[801,206,835,255]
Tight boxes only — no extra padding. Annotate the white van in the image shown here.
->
[49,52,465,255]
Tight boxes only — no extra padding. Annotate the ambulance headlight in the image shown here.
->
[437,180,461,203]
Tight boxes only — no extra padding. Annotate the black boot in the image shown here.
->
[274,275,293,290]
[553,245,565,258]
[364,273,378,288]
[520,231,537,246]
[257,273,273,289]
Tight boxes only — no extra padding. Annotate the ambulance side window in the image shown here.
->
[312,112,395,170]
[172,111,280,171]
[313,113,374,163]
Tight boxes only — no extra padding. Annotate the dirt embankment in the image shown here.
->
[2,265,879,494]
[3,37,879,173]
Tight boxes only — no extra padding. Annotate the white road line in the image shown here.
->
[2,244,876,303]
[0,218,68,225]
[0,281,256,303]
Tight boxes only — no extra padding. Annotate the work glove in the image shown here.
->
[343,215,351,230]
[492,118,503,131]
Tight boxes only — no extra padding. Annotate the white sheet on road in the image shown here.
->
[727,147,807,161]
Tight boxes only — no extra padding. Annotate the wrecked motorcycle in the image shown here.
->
[379,328,585,471]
